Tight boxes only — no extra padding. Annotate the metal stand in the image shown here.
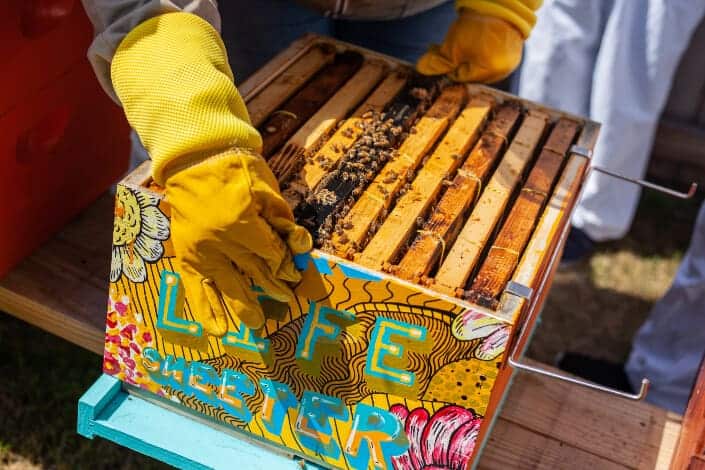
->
[503,146,699,402]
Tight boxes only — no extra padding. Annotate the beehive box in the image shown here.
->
[104,34,598,469]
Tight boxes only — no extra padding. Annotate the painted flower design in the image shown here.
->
[451,310,510,361]
[390,404,482,470]
[111,186,169,282]
[104,288,167,396]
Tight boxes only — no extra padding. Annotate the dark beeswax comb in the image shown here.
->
[294,74,442,245]
[258,50,364,157]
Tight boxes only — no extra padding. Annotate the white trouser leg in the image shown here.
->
[518,0,609,118]
[573,0,705,241]
[626,201,705,414]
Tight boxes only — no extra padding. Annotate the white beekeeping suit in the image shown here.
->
[518,0,705,242]
[518,0,705,413]
[626,202,705,414]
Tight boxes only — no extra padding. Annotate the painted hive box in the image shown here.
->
[103,35,599,469]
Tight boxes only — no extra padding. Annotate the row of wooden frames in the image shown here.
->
[235,37,600,315]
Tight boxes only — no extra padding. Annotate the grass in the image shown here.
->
[0,189,701,469]
[0,314,167,470]
[528,189,702,364]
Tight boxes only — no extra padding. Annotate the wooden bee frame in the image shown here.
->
[104,34,599,470]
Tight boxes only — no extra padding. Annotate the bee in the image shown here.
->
[340,202,353,216]
[343,221,354,230]
[410,87,429,100]
[410,127,417,134]
[338,234,349,244]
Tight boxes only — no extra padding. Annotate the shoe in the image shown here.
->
[556,352,634,394]
[560,227,595,266]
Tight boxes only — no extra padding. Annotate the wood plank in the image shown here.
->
[0,195,114,354]
[498,369,673,469]
[509,123,599,293]
[394,104,522,284]
[259,51,364,157]
[282,70,408,208]
[329,85,468,257]
[479,419,629,470]
[467,119,580,308]
[268,60,388,182]
[654,414,682,470]
[244,42,336,127]
[432,110,549,296]
[671,357,705,470]
[357,94,494,270]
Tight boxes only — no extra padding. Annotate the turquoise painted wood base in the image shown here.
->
[77,375,326,470]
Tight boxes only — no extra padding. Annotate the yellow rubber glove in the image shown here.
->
[417,0,542,83]
[111,12,312,335]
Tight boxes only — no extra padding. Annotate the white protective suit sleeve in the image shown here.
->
[80,0,221,102]
[626,201,705,414]
[519,0,705,242]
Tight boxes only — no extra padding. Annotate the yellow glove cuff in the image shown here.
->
[111,12,262,185]
[456,0,542,38]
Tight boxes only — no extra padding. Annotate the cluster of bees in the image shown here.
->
[307,109,407,247]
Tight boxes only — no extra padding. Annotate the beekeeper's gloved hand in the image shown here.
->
[417,0,542,83]
[111,12,312,336]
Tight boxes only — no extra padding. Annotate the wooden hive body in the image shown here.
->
[104,35,599,470]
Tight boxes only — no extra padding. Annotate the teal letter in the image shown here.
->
[222,320,270,354]
[295,391,349,458]
[218,370,255,423]
[296,302,355,361]
[142,347,165,384]
[259,379,299,435]
[161,355,188,391]
[157,271,202,337]
[187,361,219,407]
[345,404,408,469]
[365,318,427,386]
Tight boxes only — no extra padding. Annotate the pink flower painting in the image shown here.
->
[390,404,482,470]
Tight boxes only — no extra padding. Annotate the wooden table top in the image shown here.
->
[0,194,681,469]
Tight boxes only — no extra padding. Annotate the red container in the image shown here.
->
[0,0,131,277]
